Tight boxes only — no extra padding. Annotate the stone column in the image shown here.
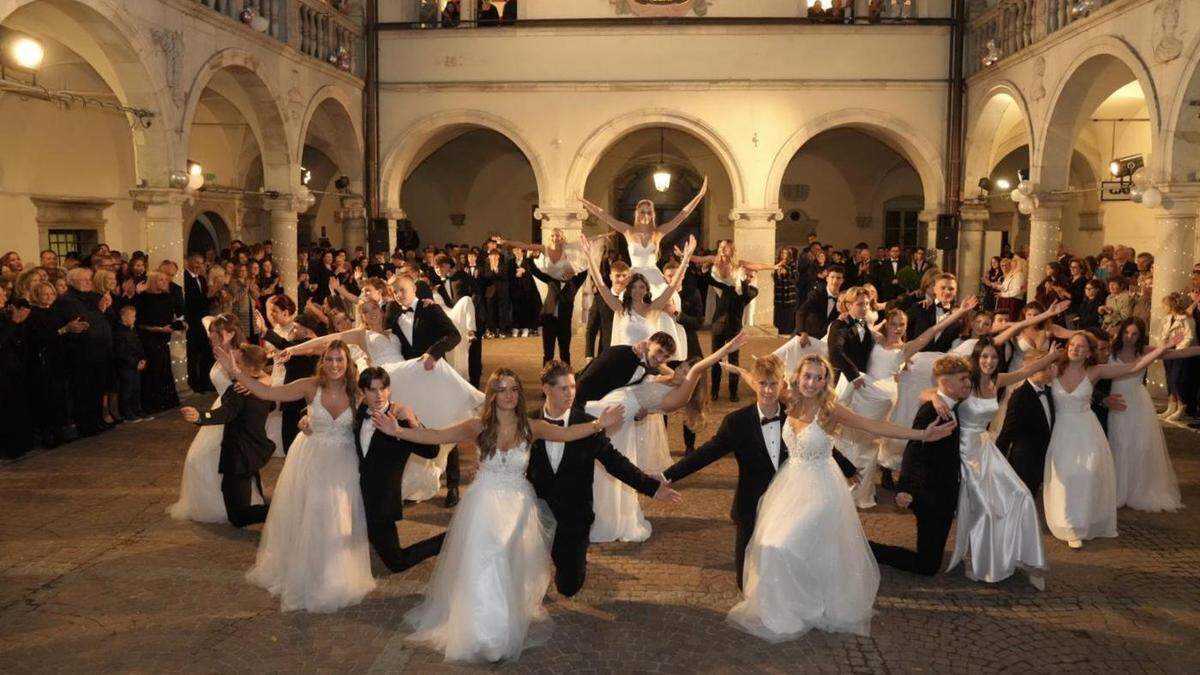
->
[383,208,405,254]
[131,187,191,398]
[263,195,303,299]
[1149,184,1200,340]
[957,203,989,299]
[336,195,368,253]
[730,208,783,331]
[534,206,589,323]
[1025,193,1069,303]
[919,209,942,268]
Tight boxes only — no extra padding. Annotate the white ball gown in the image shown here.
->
[771,333,829,374]
[405,442,555,663]
[834,344,904,508]
[625,233,668,296]
[882,338,977,470]
[610,309,681,477]
[1106,357,1182,512]
[945,395,1046,582]
[246,387,376,613]
[166,362,263,523]
[584,381,673,543]
[360,330,484,502]
[1043,377,1119,543]
[728,421,880,641]
[433,295,477,379]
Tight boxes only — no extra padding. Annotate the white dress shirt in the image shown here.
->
[359,405,389,458]
[1030,383,1052,425]
[543,408,570,472]
[757,404,784,470]
[396,302,416,344]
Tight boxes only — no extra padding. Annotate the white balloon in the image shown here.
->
[1131,167,1150,190]
[186,172,204,192]
[1018,199,1033,215]
[1017,180,1033,196]
[1129,185,1143,203]
[1142,187,1162,209]
[1010,188,1023,203]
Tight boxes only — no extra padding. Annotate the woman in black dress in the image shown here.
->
[135,271,180,413]
[773,246,799,334]
[0,288,35,457]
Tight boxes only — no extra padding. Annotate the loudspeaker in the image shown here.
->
[936,214,959,250]
[368,218,390,256]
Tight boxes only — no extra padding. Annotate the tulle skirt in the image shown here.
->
[948,431,1046,582]
[246,430,375,613]
[728,456,879,641]
[405,472,554,663]
[835,375,897,508]
[1043,412,1119,543]
[586,395,652,543]
[166,396,263,523]
[1108,383,1183,512]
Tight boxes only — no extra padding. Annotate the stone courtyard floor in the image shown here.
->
[1,333,1198,673]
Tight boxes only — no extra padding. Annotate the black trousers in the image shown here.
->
[683,423,696,453]
[364,514,445,573]
[445,447,461,490]
[185,323,213,391]
[221,473,269,528]
[734,518,755,591]
[69,359,107,434]
[485,293,511,334]
[280,401,305,454]
[869,503,955,576]
[541,315,572,365]
[550,527,590,597]
[710,330,741,398]
[468,334,482,389]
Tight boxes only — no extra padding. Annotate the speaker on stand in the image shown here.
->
[936,214,959,274]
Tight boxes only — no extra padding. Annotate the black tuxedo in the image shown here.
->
[873,258,903,301]
[526,408,661,596]
[905,302,960,353]
[525,259,587,364]
[663,404,856,588]
[194,387,275,528]
[826,317,875,382]
[585,297,616,359]
[575,345,648,407]
[675,285,705,364]
[480,260,511,334]
[709,278,757,398]
[384,300,460,361]
[434,271,482,385]
[184,269,213,391]
[352,404,445,572]
[870,400,962,576]
[797,285,840,337]
[995,381,1055,495]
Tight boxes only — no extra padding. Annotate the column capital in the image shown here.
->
[1030,192,1071,220]
[959,201,990,227]
[262,194,308,214]
[1149,182,1200,215]
[130,187,190,211]
[534,206,588,223]
[728,207,784,225]
[918,208,940,223]
[335,195,367,222]
[382,207,406,221]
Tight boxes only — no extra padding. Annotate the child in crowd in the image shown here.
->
[1099,275,1132,333]
[113,304,150,423]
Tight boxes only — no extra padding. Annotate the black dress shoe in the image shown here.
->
[730,392,740,403]
[880,468,896,491]
[443,488,460,508]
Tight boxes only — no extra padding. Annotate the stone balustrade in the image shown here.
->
[964,0,1122,77]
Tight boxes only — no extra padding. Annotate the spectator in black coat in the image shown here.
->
[55,267,114,436]
[113,304,148,422]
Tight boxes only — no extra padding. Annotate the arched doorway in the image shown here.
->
[298,93,363,251]
[187,212,230,258]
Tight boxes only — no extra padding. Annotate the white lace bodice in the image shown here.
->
[782,421,834,463]
[476,442,532,488]
[866,345,905,380]
[957,394,999,434]
[1051,376,1094,415]
[365,330,404,364]
[618,311,655,345]
[210,363,232,395]
[308,387,355,438]
[625,234,659,270]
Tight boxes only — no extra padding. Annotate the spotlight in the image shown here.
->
[186,161,204,192]
[978,177,993,193]
[995,178,1011,191]
[1108,154,1144,179]
[10,36,43,70]
[300,167,312,186]
[334,175,351,191]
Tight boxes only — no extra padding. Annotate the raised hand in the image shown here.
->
[922,418,957,442]
[596,404,626,429]
[960,295,980,312]
[1050,299,1071,315]
[372,409,401,438]
[180,407,200,423]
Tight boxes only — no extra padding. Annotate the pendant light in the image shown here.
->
[653,128,671,192]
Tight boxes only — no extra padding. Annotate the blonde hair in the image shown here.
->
[789,354,838,426]
[752,354,786,384]
[92,269,117,294]
[933,355,971,377]
[837,286,872,313]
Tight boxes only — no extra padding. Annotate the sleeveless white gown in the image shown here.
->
[362,330,484,501]
[247,387,375,613]
[166,362,264,523]
[433,295,476,379]
[835,344,905,508]
[405,441,555,663]
[947,395,1046,582]
[625,233,667,296]
[1107,357,1182,512]
[728,421,879,641]
[585,381,673,543]
[1043,377,1119,543]
[771,334,828,374]
[609,312,678,481]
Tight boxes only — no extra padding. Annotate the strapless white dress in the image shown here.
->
[1043,377,1119,543]
[1106,358,1182,512]
[247,387,375,613]
[729,421,879,641]
[835,345,905,508]
[405,442,555,663]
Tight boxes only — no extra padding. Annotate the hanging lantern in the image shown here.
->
[653,127,671,192]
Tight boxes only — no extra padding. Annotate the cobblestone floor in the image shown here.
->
[2,333,1199,673]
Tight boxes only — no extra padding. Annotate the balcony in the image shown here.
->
[192,0,365,78]
[964,0,1128,78]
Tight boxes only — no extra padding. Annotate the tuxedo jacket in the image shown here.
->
[675,285,705,360]
[525,259,587,319]
[352,404,439,522]
[994,381,1055,488]
[709,278,757,336]
[905,302,959,353]
[479,261,510,299]
[262,331,320,384]
[576,344,645,406]
[826,317,875,382]
[183,270,209,321]
[384,300,460,360]
[873,258,904,301]
[585,297,617,357]
[525,408,660,533]
[195,388,276,478]
[434,270,478,309]
[896,401,962,514]
[797,285,839,337]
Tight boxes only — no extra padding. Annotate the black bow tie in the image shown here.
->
[850,318,865,327]
[936,304,953,312]
[397,306,414,315]
[1036,387,1050,398]
[761,414,786,426]
[545,418,566,427]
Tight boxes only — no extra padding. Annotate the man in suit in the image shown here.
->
[353,367,445,572]
[575,331,677,408]
[995,350,1055,495]
[526,360,679,596]
[525,255,588,365]
[662,355,857,589]
[385,273,464,506]
[262,296,322,453]
[480,249,511,338]
[181,345,274,528]
[796,265,845,339]
[873,245,905,302]
[708,265,758,402]
[184,252,213,392]
[870,355,970,576]
[585,261,631,360]
[905,273,962,353]
[826,286,876,384]
[432,254,482,386]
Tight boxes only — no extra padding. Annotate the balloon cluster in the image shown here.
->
[1009,178,1035,215]
[1127,168,1162,209]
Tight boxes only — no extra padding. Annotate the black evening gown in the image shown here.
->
[0,314,35,458]
[135,292,179,413]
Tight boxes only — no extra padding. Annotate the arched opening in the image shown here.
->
[581,126,735,254]
[298,94,363,250]
[399,128,540,246]
[774,128,924,251]
[187,212,230,258]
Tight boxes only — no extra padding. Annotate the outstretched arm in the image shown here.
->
[992,299,1070,345]
[578,234,623,313]
[901,296,980,360]
[648,235,696,312]
[580,196,631,234]
[832,403,957,441]
[657,177,708,236]
[283,327,368,358]
[215,346,315,403]
[495,237,544,252]
[995,344,1060,388]
[393,417,481,445]
[659,331,749,412]
[1090,333,1182,381]
[531,405,625,442]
